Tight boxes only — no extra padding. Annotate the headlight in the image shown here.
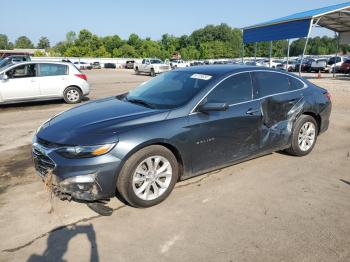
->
[56,144,116,158]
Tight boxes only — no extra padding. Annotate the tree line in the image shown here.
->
[0,23,349,59]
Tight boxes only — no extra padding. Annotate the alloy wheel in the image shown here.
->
[132,156,172,201]
[298,122,316,151]
[67,89,80,102]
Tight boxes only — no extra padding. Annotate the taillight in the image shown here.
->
[324,91,332,101]
[75,74,87,81]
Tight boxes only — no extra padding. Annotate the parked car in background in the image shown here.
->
[244,61,264,67]
[74,62,92,70]
[327,56,349,73]
[276,61,297,72]
[295,58,315,72]
[33,65,331,209]
[339,59,350,74]
[311,59,331,73]
[261,59,283,68]
[125,60,135,69]
[0,55,31,69]
[169,59,190,69]
[91,62,101,69]
[104,63,116,69]
[0,61,90,104]
[134,58,171,76]
[190,61,205,66]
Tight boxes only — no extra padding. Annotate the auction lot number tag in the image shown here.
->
[191,74,212,80]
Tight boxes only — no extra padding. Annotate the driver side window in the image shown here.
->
[206,73,253,105]
[6,64,37,79]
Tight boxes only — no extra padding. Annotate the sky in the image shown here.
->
[0,0,347,45]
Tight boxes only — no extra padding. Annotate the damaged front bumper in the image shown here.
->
[32,137,122,202]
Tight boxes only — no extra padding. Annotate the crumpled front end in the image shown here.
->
[32,137,122,202]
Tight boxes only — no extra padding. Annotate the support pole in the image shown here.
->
[286,39,290,72]
[300,19,314,76]
[333,32,339,78]
[241,42,245,64]
[254,43,257,62]
[269,41,272,68]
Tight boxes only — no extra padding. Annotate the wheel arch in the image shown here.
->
[63,85,83,96]
[119,139,185,181]
[302,111,321,133]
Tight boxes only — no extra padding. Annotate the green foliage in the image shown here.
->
[37,37,50,49]
[0,34,13,49]
[33,50,46,57]
[15,36,34,49]
[2,26,348,60]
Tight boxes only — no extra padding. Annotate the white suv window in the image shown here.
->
[39,64,68,76]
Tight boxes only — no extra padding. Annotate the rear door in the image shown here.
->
[37,63,69,97]
[252,71,305,151]
[0,63,40,101]
[188,72,262,174]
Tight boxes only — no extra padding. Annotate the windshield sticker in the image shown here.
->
[190,74,212,80]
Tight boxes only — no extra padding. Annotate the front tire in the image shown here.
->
[286,115,318,156]
[63,86,82,104]
[150,68,155,77]
[117,145,179,207]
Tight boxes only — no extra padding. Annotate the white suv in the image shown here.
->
[0,61,90,104]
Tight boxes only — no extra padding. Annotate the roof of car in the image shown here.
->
[176,64,268,76]
[4,61,72,66]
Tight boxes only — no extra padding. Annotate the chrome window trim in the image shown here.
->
[189,70,307,115]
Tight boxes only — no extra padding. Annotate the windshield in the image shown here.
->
[126,71,214,109]
[0,58,11,69]
[0,62,14,72]
[150,59,163,64]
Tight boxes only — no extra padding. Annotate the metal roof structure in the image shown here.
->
[243,2,350,44]
[242,2,350,76]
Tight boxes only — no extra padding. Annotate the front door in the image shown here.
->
[0,64,40,101]
[188,72,262,174]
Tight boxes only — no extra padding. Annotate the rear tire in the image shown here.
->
[63,86,82,104]
[286,115,318,156]
[117,145,179,208]
[150,68,155,77]
[135,67,139,75]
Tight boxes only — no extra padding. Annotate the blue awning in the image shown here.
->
[243,19,312,44]
[243,2,350,44]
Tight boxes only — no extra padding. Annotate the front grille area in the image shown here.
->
[32,148,56,176]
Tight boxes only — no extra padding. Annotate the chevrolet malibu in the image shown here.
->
[33,65,331,208]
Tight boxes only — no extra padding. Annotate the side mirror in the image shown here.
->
[2,74,8,81]
[197,102,229,113]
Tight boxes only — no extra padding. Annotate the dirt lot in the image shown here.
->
[0,69,349,262]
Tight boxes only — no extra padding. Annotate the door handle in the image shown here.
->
[246,108,260,115]
[287,99,298,104]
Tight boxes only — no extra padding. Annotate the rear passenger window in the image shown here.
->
[253,72,290,97]
[206,73,253,105]
[288,77,304,91]
[39,64,68,76]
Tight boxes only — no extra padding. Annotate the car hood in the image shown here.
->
[37,97,169,145]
